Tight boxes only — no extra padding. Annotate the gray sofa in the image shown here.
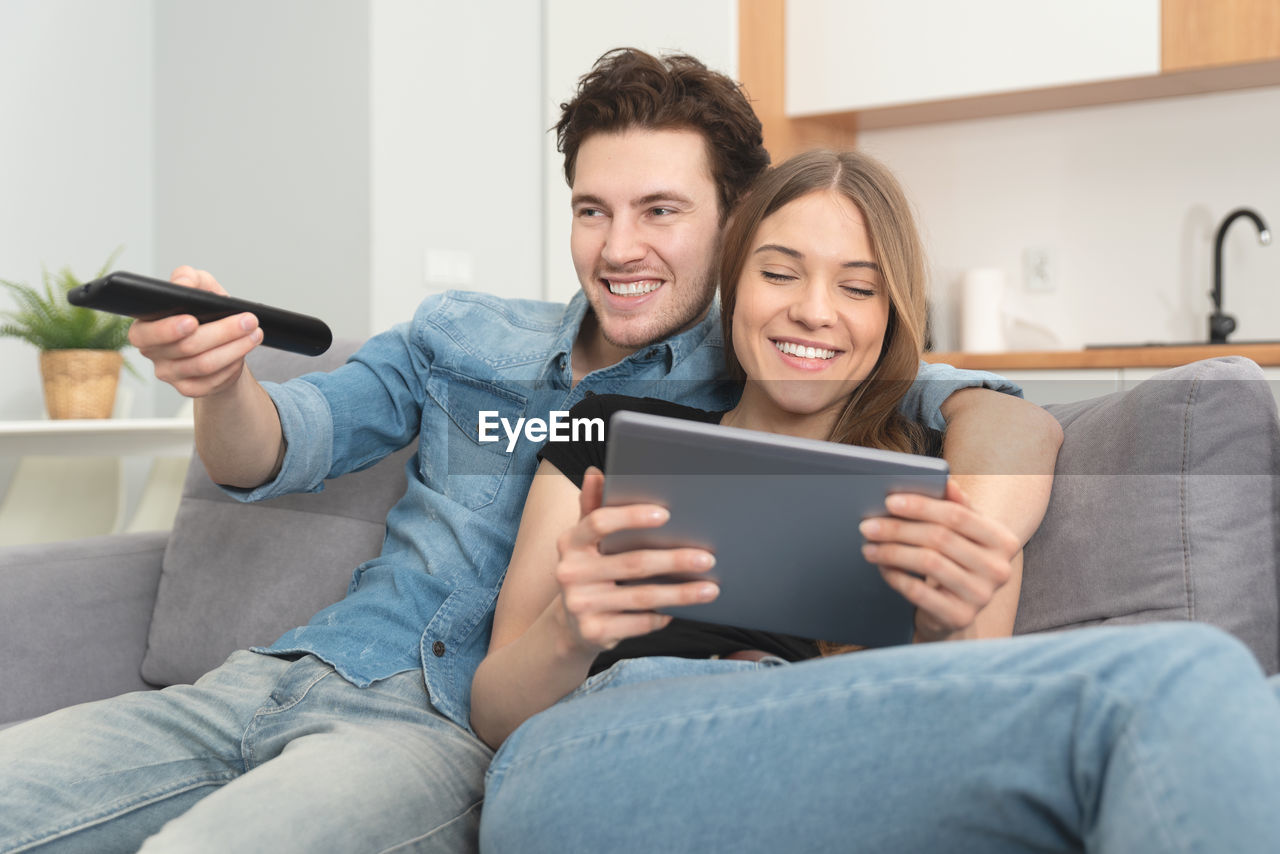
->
[1,344,1277,728]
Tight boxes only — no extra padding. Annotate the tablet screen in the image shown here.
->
[601,410,947,647]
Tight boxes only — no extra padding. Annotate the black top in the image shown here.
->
[538,393,941,676]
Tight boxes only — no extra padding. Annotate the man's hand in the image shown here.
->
[130,266,284,489]
[128,266,262,399]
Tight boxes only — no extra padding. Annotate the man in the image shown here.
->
[0,49,1058,852]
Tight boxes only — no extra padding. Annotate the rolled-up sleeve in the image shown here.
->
[219,379,338,502]
[900,361,1023,432]
[218,312,432,504]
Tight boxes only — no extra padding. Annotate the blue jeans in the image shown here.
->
[481,623,1280,853]
[0,651,491,853]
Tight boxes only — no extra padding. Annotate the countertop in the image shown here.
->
[922,343,1280,370]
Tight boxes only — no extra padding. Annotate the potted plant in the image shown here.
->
[0,253,137,419]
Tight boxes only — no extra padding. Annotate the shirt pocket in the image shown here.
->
[421,369,528,511]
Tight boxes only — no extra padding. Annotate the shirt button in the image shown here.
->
[557,354,567,369]
[432,641,447,657]
[646,348,660,359]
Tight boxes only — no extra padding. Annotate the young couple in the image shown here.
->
[2,48,1277,854]
[471,148,1280,853]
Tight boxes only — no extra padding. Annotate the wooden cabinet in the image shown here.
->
[784,0,1160,116]
[1162,0,1280,72]
[742,0,1280,157]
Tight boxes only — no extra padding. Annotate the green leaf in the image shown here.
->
[0,251,137,376]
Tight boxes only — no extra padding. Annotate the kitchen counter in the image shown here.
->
[923,343,1280,370]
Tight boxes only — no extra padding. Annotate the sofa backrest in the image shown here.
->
[139,348,1280,687]
[140,341,413,686]
[1020,356,1279,673]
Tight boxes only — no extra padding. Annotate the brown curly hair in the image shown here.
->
[555,48,770,221]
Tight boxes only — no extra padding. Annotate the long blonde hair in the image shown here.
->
[719,149,929,455]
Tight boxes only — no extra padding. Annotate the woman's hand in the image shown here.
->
[859,479,1021,642]
[551,467,719,655]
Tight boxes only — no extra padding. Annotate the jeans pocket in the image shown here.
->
[421,369,527,511]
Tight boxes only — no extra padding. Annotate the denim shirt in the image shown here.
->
[226,289,1020,730]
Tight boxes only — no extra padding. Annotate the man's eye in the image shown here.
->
[650,207,675,216]
[577,208,604,218]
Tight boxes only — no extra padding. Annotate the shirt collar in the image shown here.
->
[547,291,591,372]
[666,298,722,368]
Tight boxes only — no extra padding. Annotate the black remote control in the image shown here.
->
[68,271,333,356]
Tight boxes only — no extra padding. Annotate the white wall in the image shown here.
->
[0,0,155,420]
[859,85,1280,351]
[369,0,544,332]
[541,0,738,302]
[153,0,371,341]
[6,3,1279,370]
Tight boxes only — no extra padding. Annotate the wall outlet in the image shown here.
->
[1023,247,1054,293]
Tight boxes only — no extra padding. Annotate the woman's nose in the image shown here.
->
[788,281,837,328]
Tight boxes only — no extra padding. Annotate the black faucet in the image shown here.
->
[1210,208,1272,344]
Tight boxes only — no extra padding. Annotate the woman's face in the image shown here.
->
[730,189,890,438]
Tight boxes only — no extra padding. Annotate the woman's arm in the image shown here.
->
[470,463,717,750]
[939,387,1062,543]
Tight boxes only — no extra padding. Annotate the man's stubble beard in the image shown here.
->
[597,240,722,352]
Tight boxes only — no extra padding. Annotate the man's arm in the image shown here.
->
[129,266,284,488]
[939,387,1063,637]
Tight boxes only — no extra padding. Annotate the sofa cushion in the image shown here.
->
[1017,356,1280,673]
[140,341,414,687]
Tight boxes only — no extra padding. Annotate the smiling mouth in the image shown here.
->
[604,279,663,297]
[773,339,839,361]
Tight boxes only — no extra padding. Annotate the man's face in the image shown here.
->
[570,128,722,356]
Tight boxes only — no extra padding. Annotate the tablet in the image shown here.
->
[600,410,949,648]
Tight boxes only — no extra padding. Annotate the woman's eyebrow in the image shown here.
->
[754,243,802,259]
[753,243,880,272]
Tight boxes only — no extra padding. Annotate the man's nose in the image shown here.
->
[788,280,837,328]
[600,217,646,267]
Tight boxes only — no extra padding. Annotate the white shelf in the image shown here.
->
[0,417,195,458]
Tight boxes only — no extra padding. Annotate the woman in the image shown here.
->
[472,151,1280,853]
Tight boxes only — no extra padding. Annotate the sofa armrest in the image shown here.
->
[0,531,167,725]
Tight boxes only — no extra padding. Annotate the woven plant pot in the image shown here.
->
[39,349,124,419]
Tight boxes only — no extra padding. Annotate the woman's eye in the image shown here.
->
[841,285,877,298]
[761,270,795,283]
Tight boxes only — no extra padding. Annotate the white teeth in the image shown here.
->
[773,340,836,360]
[607,280,662,296]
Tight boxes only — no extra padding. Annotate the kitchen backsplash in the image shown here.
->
[860,84,1280,351]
